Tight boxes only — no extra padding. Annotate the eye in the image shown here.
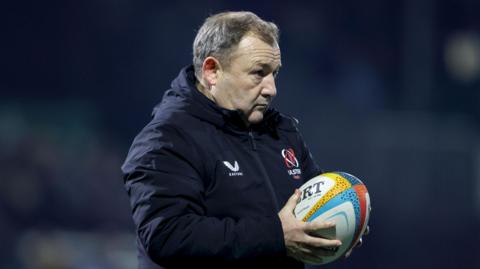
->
[251,69,265,78]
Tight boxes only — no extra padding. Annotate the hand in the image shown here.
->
[344,225,370,258]
[278,189,342,264]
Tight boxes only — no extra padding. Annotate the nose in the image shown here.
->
[261,73,277,98]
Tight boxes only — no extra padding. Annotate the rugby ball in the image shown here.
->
[294,172,371,264]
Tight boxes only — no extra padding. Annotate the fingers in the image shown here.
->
[344,248,353,259]
[310,246,337,257]
[297,252,325,265]
[356,237,363,248]
[364,225,370,235]
[303,220,342,247]
[289,246,332,265]
[304,219,336,232]
[344,237,363,259]
[304,234,342,248]
[295,243,338,257]
[282,189,301,213]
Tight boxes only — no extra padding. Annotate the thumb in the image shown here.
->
[284,189,301,213]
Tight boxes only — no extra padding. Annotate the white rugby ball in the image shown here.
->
[294,172,371,264]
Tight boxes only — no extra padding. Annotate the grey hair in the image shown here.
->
[192,11,279,79]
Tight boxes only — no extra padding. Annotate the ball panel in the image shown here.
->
[301,174,352,221]
[309,201,357,264]
[349,185,370,251]
[339,187,361,229]
[294,175,337,220]
[306,188,357,223]
[336,171,364,186]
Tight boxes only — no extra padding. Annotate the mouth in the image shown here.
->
[255,104,268,108]
[254,104,268,112]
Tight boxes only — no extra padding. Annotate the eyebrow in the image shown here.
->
[252,62,282,72]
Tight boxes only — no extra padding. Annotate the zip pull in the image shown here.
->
[248,131,257,151]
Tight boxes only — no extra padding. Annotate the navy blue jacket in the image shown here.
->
[121,66,322,269]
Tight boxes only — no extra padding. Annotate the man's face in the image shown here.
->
[212,35,281,125]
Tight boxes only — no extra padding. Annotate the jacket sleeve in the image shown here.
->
[121,123,286,266]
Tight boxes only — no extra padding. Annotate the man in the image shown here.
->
[122,11,344,269]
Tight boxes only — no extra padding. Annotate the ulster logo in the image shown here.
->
[223,161,243,176]
[282,148,299,168]
[281,148,301,179]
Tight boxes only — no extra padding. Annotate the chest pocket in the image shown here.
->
[203,150,273,218]
[258,143,306,205]
[210,155,262,194]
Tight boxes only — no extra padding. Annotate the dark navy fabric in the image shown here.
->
[121,65,322,269]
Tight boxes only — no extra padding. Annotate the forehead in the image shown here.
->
[229,35,282,68]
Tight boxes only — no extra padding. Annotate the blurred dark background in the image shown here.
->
[1,0,479,268]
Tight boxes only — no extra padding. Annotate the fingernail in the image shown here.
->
[326,221,336,226]
[337,241,342,246]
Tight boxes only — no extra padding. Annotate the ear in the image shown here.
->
[202,57,222,87]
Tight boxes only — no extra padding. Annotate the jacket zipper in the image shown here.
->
[248,130,257,150]
[248,130,280,211]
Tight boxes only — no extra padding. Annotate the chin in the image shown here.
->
[247,112,264,125]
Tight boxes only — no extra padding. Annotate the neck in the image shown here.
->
[195,80,251,128]
[195,80,215,102]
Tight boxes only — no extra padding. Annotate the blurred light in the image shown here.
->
[444,31,480,84]
[476,144,480,220]
[17,229,137,269]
